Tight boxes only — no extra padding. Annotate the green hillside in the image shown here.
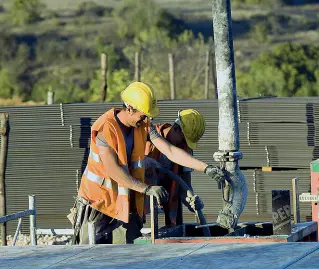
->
[0,0,319,104]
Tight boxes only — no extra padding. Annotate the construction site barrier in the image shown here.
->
[0,195,36,246]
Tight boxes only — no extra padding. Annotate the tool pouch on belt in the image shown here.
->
[67,199,78,227]
[67,197,89,244]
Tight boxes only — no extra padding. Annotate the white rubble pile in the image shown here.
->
[6,234,73,246]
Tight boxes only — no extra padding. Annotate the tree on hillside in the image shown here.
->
[88,69,131,102]
[0,32,29,99]
[0,68,19,98]
[11,0,46,25]
[236,43,319,97]
[123,27,209,100]
[113,0,186,40]
[76,1,112,17]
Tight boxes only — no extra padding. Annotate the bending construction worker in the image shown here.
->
[68,82,226,244]
[144,109,206,226]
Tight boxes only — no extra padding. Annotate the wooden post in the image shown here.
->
[168,53,176,100]
[88,221,96,245]
[292,177,301,224]
[150,195,158,244]
[47,91,54,105]
[100,53,108,102]
[205,50,210,99]
[210,50,218,99]
[29,195,37,246]
[135,51,141,82]
[0,113,8,246]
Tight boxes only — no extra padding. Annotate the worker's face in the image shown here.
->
[166,123,186,148]
[128,107,147,128]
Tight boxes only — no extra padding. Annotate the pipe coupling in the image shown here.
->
[213,151,243,162]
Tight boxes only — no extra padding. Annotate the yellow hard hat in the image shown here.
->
[121,82,160,118]
[176,109,206,150]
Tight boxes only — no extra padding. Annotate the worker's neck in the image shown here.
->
[117,110,131,128]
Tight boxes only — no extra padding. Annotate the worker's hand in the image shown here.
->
[144,185,169,206]
[186,195,204,212]
[204,165,226,189]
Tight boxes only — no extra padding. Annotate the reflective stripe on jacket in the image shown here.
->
[78,108,148,223]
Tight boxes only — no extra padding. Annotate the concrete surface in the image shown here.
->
[0,243,319,269]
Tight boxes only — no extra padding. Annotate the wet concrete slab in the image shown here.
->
[0,243,319,269]
[286,248,319,269]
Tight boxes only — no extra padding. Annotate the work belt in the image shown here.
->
[71,196,89,245]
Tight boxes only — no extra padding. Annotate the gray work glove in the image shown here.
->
[144,185,169,206]
[185,194,204,212]
[204,165,226,189]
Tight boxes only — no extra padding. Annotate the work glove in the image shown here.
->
[144,185,169,206]
[204,165,226,189]
[185,194,204,212]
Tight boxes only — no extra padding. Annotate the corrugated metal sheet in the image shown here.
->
[0,98,316,233]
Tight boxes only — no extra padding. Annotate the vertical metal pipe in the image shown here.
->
[212,0,247,230]
[150,195,158,244]
[292,177,300,224]
[88,221,96,245]
[212,0,239,151]
[204,50,210,99]
[29,195,37,246]
[12,218,22,246]
[210,50,218,99]
[0,113,8,246]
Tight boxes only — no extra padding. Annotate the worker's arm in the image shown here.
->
[96,133,169,204]
[98,144,148,193]
[149,127,207,172]
[149,124,226,184]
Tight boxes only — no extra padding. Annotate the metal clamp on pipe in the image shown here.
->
[213,151,243,163]
[213,150,243,205]
[212,151,247,232]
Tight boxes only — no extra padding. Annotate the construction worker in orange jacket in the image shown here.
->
[68,82,226,245]
[144,109,206,226]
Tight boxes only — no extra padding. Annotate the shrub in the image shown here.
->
[236,43,319,97]
[11,0,46,25]
[252,22,270,43]
[113,0,186,40]
[76,2,112,17]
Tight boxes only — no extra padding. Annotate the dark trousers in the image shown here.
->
[70,199,143,244]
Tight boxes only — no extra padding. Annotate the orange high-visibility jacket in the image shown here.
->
[78,108,148,223]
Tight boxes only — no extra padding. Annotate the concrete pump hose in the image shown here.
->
[144,157,211,237]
